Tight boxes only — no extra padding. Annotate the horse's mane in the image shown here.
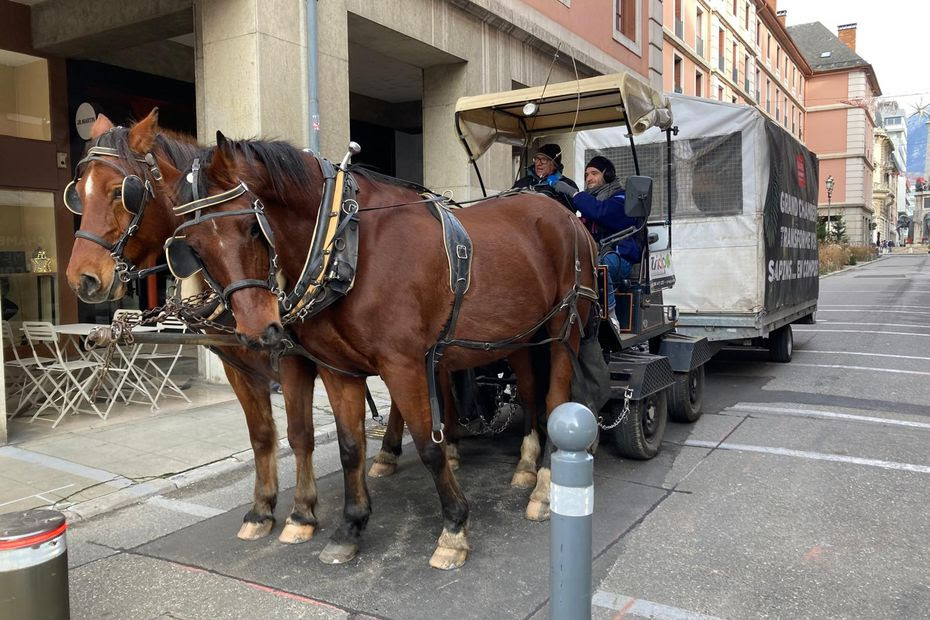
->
[88,124,199,179]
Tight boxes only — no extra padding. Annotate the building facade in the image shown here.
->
[0,0,664,412]
[662,0,808,141]
[788,21,881,246]
[871,128,900,245]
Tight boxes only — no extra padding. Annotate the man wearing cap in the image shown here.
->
[552,155,642,332]
[513,143,577,209]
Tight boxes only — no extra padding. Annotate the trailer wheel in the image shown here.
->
[612,389,668,460]
[768,325,793,363]
[668,366,705,423]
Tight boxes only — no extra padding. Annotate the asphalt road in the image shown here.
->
[66,254,930,619]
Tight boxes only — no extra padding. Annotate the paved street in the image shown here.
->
[62,254,930,619]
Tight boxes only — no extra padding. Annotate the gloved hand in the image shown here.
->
[551,180,577,202]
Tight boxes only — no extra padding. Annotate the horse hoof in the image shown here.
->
[237,519,274,540]
[368,461,397,477]
[429,546,468,570]
[511,470,537,489]
[278,520,316,544]
[448,457,460,471]
[319,541,358,564]
[525,499,550,522]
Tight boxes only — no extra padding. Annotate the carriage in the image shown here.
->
[452,72,712,460]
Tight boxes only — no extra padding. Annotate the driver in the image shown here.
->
[552,156,642,332]
[512,144,577,209]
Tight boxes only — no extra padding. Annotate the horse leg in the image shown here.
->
[382,364,470,570]
[318,372,372,565]
[277,356,319,544]
[441,371,462,471]
[508,350,541,489]
[369,400,404,478]
[526,336,580,522]
[225,363,278,539]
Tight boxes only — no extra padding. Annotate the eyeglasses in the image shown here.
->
[533,155,553,164]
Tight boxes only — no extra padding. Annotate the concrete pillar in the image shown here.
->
[194,0,308,145]
[316,0,351,158]
[423,63,470,197]
[193,0,311,381]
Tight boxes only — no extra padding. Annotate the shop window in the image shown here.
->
[0,189,58,326]
[0,50,51,141]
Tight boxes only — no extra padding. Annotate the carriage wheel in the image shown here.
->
[612,389,668,460]
[668,366,705,424]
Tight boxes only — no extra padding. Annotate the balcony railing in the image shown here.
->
[675,18,684,39]
[696,36,704,58]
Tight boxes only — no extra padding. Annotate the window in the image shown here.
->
[766,78,771,112]
[718,85,724,101]
[674,55,683,93]
[0,189,59,322]
[756,22,761,46]
[674,0,683,38]
[767,34,772,60]
[695,71,704,97]
[696,9,705,56]
[0,50,51,141]
[776,46,781,73]
[732,0,737,15]
[614,0,641,54]
[755,68,761,100]
[732,42,738,82]
[718,28,725,71]
[744,1,750,30]
[744,55,751,92]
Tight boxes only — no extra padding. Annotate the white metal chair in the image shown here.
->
[2,321,55,418]
[21,321,103,427]
[102,309,157,409]
[133,317,191,411]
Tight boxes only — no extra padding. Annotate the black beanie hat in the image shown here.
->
[535,144,563,170]
[585,155,616,183]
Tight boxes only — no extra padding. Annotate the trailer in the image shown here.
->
[574,94,819,362]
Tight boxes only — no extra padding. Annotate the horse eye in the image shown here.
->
[249,222,262,239]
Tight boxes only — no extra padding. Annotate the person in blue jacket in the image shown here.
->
[512,143,577,210]
[553,156,642,331]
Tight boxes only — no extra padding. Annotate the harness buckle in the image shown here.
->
[342,199,358,215]
[456,244,469,260]
[431,424,445,445]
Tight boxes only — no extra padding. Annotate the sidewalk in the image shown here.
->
[0,366,392,523]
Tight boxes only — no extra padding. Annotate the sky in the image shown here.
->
[778,0,929,114]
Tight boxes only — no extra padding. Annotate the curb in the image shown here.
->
[62,422,340,524]
[820,254,886,279]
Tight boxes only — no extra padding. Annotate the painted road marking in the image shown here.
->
[684,440,930,474]
[0,484,76,509]
[792,329,930,338]
[0,446,132,486]
[797,321,930,329]
[592,591,724,620]
[781,362,930,377]
[818,308,930,316]
[819,290,930,294]
[147,495,225,518]
[729,403,930,431]
[795,350,930,362]
[819,304,930,310]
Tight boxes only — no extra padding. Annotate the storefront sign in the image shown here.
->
[75,103,97,140]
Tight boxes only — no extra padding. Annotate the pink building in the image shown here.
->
[788,22,882,245]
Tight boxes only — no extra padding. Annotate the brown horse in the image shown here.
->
[159,132,597,569]
[64,112,321,544]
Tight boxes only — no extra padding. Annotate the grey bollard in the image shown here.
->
[0,509,69,620]
[548,402,598,620]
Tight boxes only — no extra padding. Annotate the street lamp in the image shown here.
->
[825,175,835,242]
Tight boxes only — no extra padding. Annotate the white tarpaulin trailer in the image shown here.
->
[575,94,818,351]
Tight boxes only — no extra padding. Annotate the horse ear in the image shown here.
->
[89,113,115,139]
[209,132,237,185]
[129,108,160,153]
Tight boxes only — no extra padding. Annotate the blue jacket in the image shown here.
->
[572,186,642,264]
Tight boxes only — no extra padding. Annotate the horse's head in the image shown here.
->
[165,131,284,349]
[65,109,185,303]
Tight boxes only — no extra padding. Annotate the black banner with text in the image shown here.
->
[762,121,820,311]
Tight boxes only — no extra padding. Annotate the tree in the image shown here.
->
[817,216,828,242]
[831,214,848,244]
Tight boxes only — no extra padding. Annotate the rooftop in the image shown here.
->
[786,22,872,72]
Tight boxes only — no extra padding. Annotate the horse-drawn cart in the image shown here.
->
[454,73,713,459]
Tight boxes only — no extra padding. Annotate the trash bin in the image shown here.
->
[0,509,69,620]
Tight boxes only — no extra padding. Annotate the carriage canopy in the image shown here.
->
[454,72,673,161]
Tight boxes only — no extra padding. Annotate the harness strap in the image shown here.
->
[174,183,248,215]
